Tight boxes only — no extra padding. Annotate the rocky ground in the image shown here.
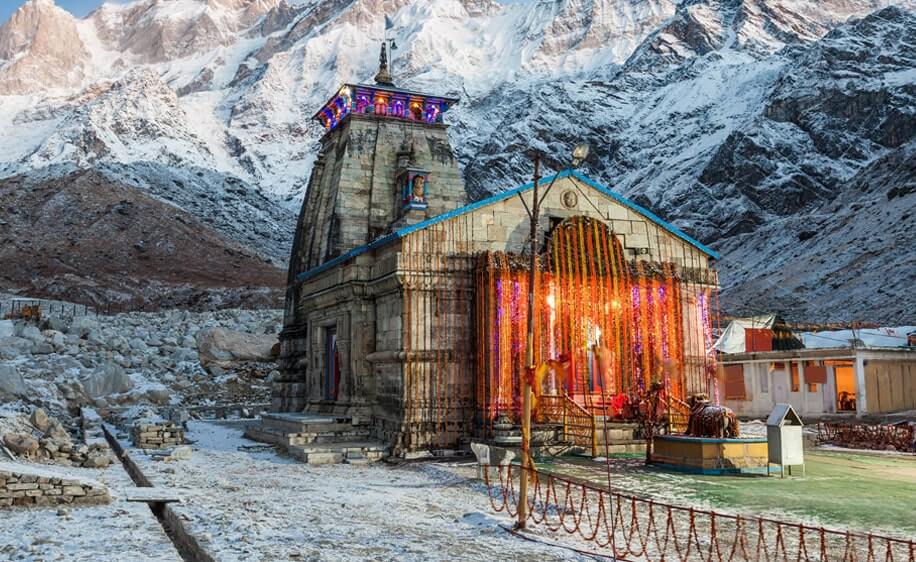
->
[0,302,281,439]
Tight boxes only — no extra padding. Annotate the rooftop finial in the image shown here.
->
[374,42,394,86]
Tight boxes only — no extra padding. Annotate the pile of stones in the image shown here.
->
[131,420,184,450]
[0,307,280,412]
[1,409,110,469]
[0,463,110,508]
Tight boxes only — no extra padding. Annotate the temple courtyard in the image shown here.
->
[2,417,913,560]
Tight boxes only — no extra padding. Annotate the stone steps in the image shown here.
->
[595,440,647,455]
[287,429,372,446]
[287,442,389,465]
[256,413,357,435]
[244,412,388,464]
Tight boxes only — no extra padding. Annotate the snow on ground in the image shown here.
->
[132,421,596,561]
[0,456,179,562]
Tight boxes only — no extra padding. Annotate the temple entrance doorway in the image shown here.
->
[323,327,340,401]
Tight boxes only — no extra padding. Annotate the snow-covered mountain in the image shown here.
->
[0,0,913,322]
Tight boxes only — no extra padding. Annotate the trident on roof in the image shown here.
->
[375,15,398,86]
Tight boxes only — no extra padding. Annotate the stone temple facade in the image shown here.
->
[273,49,721,455]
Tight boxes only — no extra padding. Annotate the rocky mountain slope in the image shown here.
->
[0,0,913,321]
[0,169,285,308]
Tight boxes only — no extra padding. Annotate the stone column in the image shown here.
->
[854,353,867,417]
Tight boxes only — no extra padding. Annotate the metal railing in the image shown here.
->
[539,393,598,456]
[484,463,916,562]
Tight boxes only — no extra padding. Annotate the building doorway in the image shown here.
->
[834,364,856,412]
[772,363,789,404]
[323,327,340,401]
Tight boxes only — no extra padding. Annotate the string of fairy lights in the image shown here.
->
[475,216,719,428]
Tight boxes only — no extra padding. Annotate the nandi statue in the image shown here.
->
[686,394,740,438]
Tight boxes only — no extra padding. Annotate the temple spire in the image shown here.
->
[374,42,394,86]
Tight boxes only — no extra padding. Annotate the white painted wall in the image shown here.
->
[725,360,838,418]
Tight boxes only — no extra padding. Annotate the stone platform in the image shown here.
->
[490,421,645,458]
[650,435,771,475]
[595,422,646,455]
[243,412,388,465]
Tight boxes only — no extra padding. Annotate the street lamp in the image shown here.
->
[516,143,588,530]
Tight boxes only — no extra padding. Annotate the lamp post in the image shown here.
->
[516,143,589,530]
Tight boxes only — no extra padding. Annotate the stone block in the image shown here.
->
[305,452,344,465]
[606,204,629,220]
[62,486,86,497]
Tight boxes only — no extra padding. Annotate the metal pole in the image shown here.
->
[517,155,541,530]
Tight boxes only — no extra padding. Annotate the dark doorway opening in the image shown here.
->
[323,327,340,401]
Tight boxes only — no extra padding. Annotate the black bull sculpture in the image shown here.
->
[686,394,740,438]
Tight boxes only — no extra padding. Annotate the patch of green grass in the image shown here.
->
[538,451,916,536]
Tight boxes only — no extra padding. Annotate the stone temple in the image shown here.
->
[256,46,721,459]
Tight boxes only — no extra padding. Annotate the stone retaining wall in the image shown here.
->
[0,463,110,508]
[131,422,184,449]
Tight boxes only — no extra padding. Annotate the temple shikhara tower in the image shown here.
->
[266,45,720,457]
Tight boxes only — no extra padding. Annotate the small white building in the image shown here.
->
[717,324,916,418]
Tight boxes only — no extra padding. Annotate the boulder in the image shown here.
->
[82,452,110,468]
[56,356,83,372]
[44,315,71,333]
[30,408,51,433]
[145,387,171,405]
[170,445,193,461]
[86,330,107,347]
[17,325,44,343]
[195,328,278,370]
[43,330,66,348]
[45,421,71,443]
[0,364,28,398]
[0,319,14,339]
[128,338,149,352]
[69,316,99,337]
[0,336,33,358]
[81,362,134,398]
[3,433,39,456]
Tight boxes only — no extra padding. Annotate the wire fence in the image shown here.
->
[1,298,158,320]
[483,464,915,562]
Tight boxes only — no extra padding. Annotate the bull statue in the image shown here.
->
[686,394,740,438]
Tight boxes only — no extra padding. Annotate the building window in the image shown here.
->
[790,363,800,392]
[807,383,818,393]
[759,370,768,393]
[724,365,746,400]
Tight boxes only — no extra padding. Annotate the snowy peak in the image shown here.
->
[25,69,215,170]
[90,0,280,62]
[0,0,88,94]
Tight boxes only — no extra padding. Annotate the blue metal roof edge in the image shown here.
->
[295,169,718,283]
[568,171,721,260]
